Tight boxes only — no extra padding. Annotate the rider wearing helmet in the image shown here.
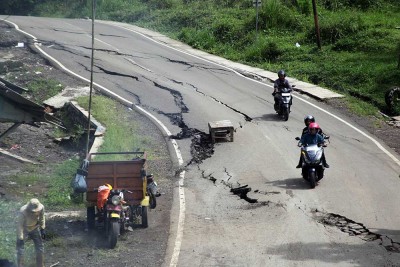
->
[302,115,316,135]
[296,122,330,168]
[272,70,292,110]
[301,115,326,138]
[300,122,324,144]
[298,115,329,167]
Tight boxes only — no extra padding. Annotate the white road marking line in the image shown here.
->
[169,171,186,267]
[6,19,187,266]
[63,21,120,51]
[124,57,153,73]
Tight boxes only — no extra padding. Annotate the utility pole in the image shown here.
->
[312,0,321,49]
[86,0,96,157]
[253,0,261,39]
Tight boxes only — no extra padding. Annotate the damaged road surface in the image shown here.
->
[3,16,400,267]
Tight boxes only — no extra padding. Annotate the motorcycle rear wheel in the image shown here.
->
[149,191,157,209]
[87,206,95,231]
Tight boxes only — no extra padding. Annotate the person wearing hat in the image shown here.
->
[16,198,46,267]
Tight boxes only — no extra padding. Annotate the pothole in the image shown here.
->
[318,212,400,253]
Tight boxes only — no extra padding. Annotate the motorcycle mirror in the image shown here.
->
[291,85,296,88]
[295,137,300,140]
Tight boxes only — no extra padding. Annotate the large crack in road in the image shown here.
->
[44,40,262,203]
[316,211,400,253]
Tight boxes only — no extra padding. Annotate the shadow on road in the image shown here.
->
[253,113,286,122]
[267,241,397,266]
[266,177,311,190]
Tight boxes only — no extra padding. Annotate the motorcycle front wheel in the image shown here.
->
[283,108,289,121]
[108,221,119,249]
[309,171,316,189]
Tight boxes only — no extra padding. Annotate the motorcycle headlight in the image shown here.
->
[111,195,121,205]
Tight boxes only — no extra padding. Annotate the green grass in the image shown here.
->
[0,200,21,261]
[76,95,144,161]
[345,96,379,116]
[25,78,64,103]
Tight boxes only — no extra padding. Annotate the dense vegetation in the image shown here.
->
[2,0,400,114]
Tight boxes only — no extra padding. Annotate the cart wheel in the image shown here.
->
[87,206,95,230]
[120,205,133,233]
[141,206,148,228]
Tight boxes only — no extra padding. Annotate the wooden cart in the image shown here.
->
[85,152,150,229]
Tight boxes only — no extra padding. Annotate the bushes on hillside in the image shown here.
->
[212,17,246,44]
[244,37,283,62]
[258,0,304,30]
[305,12,366,45]
[333,29,395,52]
[178,28,216,50]
[319,0,383,10]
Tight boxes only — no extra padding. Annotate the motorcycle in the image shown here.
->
[101,189,133,248]
[295,136,329,188]
[385,86,400,114]
[273,85,294,121]
[146,174,159,209]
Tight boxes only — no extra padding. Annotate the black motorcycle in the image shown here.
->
[273,86,294,121]
[146,174,159,209]
[102,189,132,248]
[295,136,329,188]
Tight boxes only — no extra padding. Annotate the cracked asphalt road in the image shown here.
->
[2,16,400,267]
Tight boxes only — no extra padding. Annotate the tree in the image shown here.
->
[0,0,40,15]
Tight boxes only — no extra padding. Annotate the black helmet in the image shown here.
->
[146,173,154,183]
[277,70,286,78]
[304,115,315,126]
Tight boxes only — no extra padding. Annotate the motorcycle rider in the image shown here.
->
[296,115,330,168]
[97,183,113,210]
[297,122,330,168]
[301,115,316,135]
[272,70,292,111]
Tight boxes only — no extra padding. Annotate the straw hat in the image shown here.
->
[26,198,43,212]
